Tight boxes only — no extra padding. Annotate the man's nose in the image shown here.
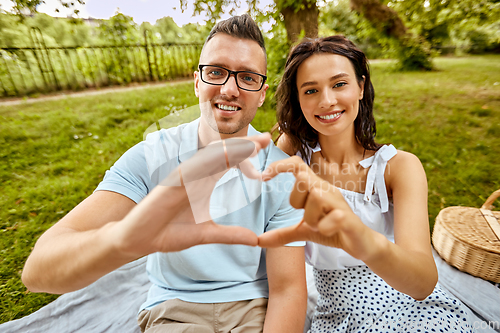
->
[220,75,240,98]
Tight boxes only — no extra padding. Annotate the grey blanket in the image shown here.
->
[0,257,150,333]
[1,252,499,333]
[433,250,500,332]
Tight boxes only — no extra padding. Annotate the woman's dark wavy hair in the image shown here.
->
[276,35,381,160]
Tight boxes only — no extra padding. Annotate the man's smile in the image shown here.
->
[216,103,241,111]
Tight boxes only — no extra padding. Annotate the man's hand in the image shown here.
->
[111,133,271,259]
[22,133,271,294]
[257,156,379,262]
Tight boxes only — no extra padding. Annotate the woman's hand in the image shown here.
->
[258,156,384,262]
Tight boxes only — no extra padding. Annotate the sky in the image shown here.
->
[0,0,273,26]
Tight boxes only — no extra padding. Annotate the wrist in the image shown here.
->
[362,229,391,264]
[100,221,141,263]
[107,184,189,259]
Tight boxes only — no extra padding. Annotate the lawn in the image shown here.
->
[1,55,499,324]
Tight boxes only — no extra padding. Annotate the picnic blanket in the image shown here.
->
[1,251,499,333]
[0,257,150,333]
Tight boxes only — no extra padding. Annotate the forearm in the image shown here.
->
[263,288,307,333]
[22,221,136,294]
[263,246,307,333]
[22,184,188,294]
[363,231,438,300]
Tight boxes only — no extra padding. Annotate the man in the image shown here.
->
[22,14,306,333]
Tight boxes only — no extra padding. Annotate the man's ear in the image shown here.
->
[258,83,269,107]
[194,71,200,97]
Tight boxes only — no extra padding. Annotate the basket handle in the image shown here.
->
[481,189,500,210]
[480,189,500,241]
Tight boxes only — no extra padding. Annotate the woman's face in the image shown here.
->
[296,53,364,138]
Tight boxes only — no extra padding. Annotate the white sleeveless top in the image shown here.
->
[301,144,398,270]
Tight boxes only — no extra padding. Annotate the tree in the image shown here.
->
[5,0,84,17]
[155,16,182,43]
[98,11,140,45]
[319,0,392,60]
[180,0,319,44]
[180,22,211,43]
[350,0,433,70]
[388,0,500,53]
[181,0,434,70]
[277,0,318,43]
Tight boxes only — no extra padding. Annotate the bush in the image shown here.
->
[397,35,434,71]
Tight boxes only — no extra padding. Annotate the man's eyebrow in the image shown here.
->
[299,73,350,89]
[210,63,262,74]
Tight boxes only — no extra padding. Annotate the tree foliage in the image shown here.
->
[350,0,433,70]
[319,0,393,59]
[321,0,500,56]
[98,12,140,45]
[0,12,91,47]
[4,0,85,17]
[0,10,209,49]
[387,0,500,53]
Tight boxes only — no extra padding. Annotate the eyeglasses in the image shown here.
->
[198,65,267,92]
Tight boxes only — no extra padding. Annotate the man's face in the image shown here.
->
[194,33,268,138]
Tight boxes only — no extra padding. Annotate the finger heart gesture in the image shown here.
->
[258,156,372,260]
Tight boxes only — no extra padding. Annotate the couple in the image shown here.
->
[22,14,474,333]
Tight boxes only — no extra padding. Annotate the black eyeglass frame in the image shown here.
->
[198,64,267,92]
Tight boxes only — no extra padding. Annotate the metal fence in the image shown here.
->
[0,28,203,97]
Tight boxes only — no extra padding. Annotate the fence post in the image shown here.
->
[56,49,71,90]
[29,30,49,90]
[0,75,7,96]
[1,53,19,96]
[14,53,28,95]
[143,30,154,81]
[99,48,111,86]
[0,54,10,96]
[24,50,40,92]
[65,48,79,90]
[84,48,98,88]
[30,27,61,90]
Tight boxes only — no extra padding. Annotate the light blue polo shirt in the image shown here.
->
[95,118,304,312]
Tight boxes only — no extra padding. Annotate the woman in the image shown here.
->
[258,36,475,332]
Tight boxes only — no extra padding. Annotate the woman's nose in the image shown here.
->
[319,89,337,108]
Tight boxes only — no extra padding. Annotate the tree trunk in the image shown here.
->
[280,0,319,44]
[350,0,407,40]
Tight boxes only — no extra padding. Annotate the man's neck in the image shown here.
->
[198,122,249,148]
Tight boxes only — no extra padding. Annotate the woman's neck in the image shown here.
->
[317,132,366,165]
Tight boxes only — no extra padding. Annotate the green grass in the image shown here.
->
[370,56,500,221]
[1,55,500,324]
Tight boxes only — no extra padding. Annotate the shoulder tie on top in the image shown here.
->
[358,145,397,213]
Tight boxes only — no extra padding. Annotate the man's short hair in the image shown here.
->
[203,14,267,65]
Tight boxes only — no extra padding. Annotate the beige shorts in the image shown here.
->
[137,298,268,333]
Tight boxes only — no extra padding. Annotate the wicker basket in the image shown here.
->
[432,189,500,283]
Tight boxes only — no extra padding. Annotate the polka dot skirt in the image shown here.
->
[309,266,475,333]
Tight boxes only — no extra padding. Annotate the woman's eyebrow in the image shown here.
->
[299,73,350,89]
[330,73,349,80]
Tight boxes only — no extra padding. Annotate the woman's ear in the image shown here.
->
[359,75,365,100]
